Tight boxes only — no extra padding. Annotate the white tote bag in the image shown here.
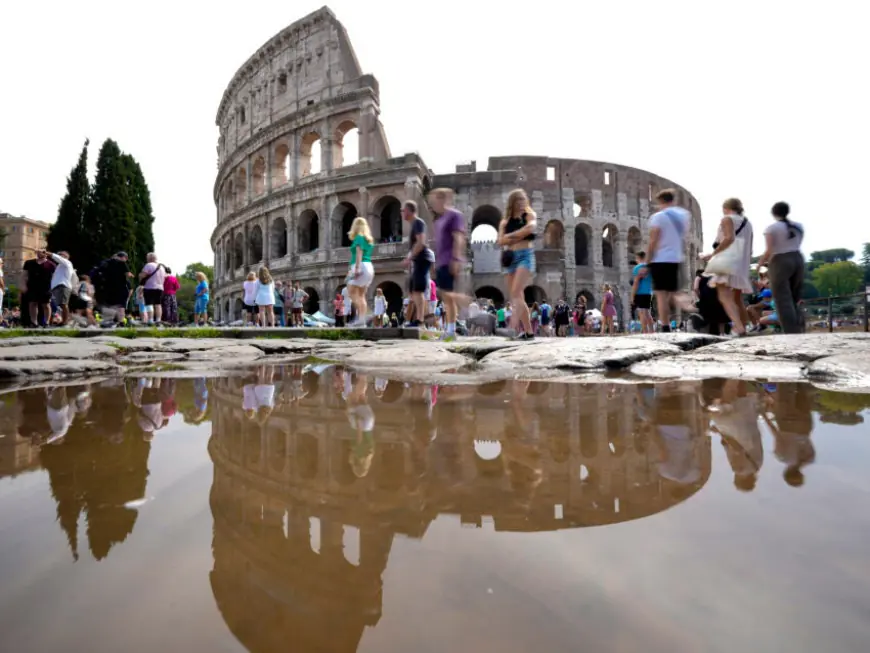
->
[705,217,747,276]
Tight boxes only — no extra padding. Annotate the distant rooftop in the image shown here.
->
[0,212,51,228]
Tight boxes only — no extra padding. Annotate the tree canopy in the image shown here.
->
[811,261,864,297]
[861,243,870,283]
[808,248,855,273]
[48,139,90,265]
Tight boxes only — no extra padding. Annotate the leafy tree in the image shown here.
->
[48,139,90,267]
[801,281,820,299]
[861,243,870,283]
[121,154,155,271]
[176,263,214,322]
[182,262,214,284]
[81,139,136,274]
[811,261,864,297]
[4,284,20,309]
[808,248,855,273]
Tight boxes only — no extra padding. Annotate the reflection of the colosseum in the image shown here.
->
[208,368,711,652]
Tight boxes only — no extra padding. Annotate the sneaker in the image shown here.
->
[439,332,456,342]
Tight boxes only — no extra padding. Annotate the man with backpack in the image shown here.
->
[554,299,571,337]
[539,299,552,336]
[93,252,133,324]
[647,189,696,332]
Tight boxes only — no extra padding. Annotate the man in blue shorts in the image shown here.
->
[429,188,466,340]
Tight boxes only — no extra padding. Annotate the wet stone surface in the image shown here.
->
[0,333,868,389]
[1,370,869,652]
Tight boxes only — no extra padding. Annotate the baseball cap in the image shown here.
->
[116,251,128,258]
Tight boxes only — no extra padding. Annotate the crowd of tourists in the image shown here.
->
[0,187,805,338]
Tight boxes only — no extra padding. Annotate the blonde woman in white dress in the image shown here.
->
[700,198,753,336]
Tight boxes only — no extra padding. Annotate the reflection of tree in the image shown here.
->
[814,390,870,425]
[39,382,151,561]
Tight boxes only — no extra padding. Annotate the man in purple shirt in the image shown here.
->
[429,187,466,339]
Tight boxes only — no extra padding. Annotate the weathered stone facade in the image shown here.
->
[210,7,702,324]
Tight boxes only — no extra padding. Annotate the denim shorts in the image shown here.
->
[504,248,536,275]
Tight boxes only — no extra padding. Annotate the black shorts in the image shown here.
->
[634,294,652,310]
[649,263,681,293]
[435,265,456,293]
[143,288,163,306]
[335,315,345,327]
[410,269,430,294]
[28,288,51,304]
[244,303,257,315]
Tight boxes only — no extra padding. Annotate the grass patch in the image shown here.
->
[139,363,188,372]
[305,329,361,341]
[0,328,82,339]
[110,327,224,339]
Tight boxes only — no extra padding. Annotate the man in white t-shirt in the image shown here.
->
[646,189,695,332]
[46,250,75,324]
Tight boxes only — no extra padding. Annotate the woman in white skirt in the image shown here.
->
[346,217,375,327]
[254,267,276,327]
[700,198,753,336]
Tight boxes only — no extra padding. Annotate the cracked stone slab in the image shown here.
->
[247,339,317,354]
[689,332,870,362]
[184,344,265,360]
[809,352,870,390]
[0,359,122,379]
[630,356,809,381]
[340,341,469,371]
[480,337,686,371]
[117,352,188,364]
[0,343,118,361]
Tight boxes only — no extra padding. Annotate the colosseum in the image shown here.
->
[210,6,703,325]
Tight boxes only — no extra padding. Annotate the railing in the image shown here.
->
[800,291,869,333]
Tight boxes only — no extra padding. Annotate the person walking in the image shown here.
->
[631,251,655,334]
[402,199,430,327]
[701,198,753,337]
[430,188,467,340]
[290,281,308,327]
[45,250,74,325]
[254,267,276,327]
[242,272,258,326]
[646,189,696,332]
[346,217,374,327]
[139,253,166,324]
[601,284,617,335]
[497,188,537,340]
[273,280,285,326]
[162,267,180,325]
[758,201,805,334]
[23,249,56,327]
[92,252,132,325]
[373,288,387,326]
[194,271,210,326]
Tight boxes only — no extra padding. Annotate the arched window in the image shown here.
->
[298,210,319,252]
[575,225,590,266]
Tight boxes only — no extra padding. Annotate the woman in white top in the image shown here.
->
[700,198,753,336]
[758,201,805,334]
[373,288,387,325]
[254,267,276,327]
[0,257,5,313]
[242,272,258,326]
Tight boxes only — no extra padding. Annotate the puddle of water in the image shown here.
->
[1,369,869,652]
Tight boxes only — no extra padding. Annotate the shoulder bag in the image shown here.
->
[705,217,748,276]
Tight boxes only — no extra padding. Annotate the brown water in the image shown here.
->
[1,369,869,653]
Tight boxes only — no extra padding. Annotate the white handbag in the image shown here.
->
[705,217,748,275]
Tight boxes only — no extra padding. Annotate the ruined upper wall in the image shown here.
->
[215,6,388,167]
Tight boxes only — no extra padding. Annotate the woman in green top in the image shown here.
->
[347,216,375,327]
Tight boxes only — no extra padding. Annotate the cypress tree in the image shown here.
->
[121,154,155,271]
[48,139,90,267]
[81,139,136,274]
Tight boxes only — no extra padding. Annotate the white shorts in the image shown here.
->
[428,300,437,314]
[347,262,374,288]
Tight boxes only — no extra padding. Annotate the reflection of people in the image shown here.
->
[702,379,763,491]
[763,383,815,486]
[132,378,166,439]
[502,381,543,507]
[346,373,375,477]
[649,384,703,485]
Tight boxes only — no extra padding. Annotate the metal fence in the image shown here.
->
[800,291,869,333]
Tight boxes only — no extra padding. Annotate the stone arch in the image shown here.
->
[627,226,642,265]
[377,280,404,317]
[524,285,547,305]
[300,131,322,176]
[574,224,591,266]
[233,298,243,320]
[226,180,235,213]
[252,156,266,196]
[471,204,501,243]
[223,244,232,274]
[602,223,618,268]
[303,287,320,314]
[543,220,564,250]
[475,286,505,307]
[268,427,286,474]
[576,289,595,306]
[235,167,247,207]
[332,202,359,248]
[374,195,401,243]
[273,143,290,187]
[271,217,288,258]
[333,120,359,168]
[233,232,244,268]
[298,209,319,252]
[249,225,264,263]
[297,434,318,480]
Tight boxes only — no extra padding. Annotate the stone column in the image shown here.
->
[287,207,296,259]
[562,188,576,302]
[358,185,369,225]
[320,196,331,250]
[245,157,252,204]
[359,104,377,163]
[266,144,273,194]
[291,131,302,181]
[263,216,271,266]
[243,224,250,269]
[321,133,334,172]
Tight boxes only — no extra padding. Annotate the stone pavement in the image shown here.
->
[0,332,868,392]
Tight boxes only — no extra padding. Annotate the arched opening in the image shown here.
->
[627,226,642,265]
[332,202,359,248]
[223,246,231,275]
[334,121,359,168]
[602,224,617,268]
[271,217,288,258]
[235,167,247,207]
[475,286,505,307]
[300,132,322,177]
[576,289,595,306]
[524,285,547,305]
[470,204,501,243]
[575,192,591,218]
[297,434,318,480]
[226,180,235,213]
[377,281,404,317]
[225,300,232,321]
[249,225,264,263]
[543,220,564,250]
[473,440,505,479]
[572,202,582,218]
[273,143,290,187]
[375,196,401,243]
[303,287,319,314]
[269,427,286,474]
[298,210,319,252]
[233,232,244,268]
[252,156,266,196]
[575,225,590,266]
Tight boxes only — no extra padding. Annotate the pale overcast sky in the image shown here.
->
[1,0,867,270]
